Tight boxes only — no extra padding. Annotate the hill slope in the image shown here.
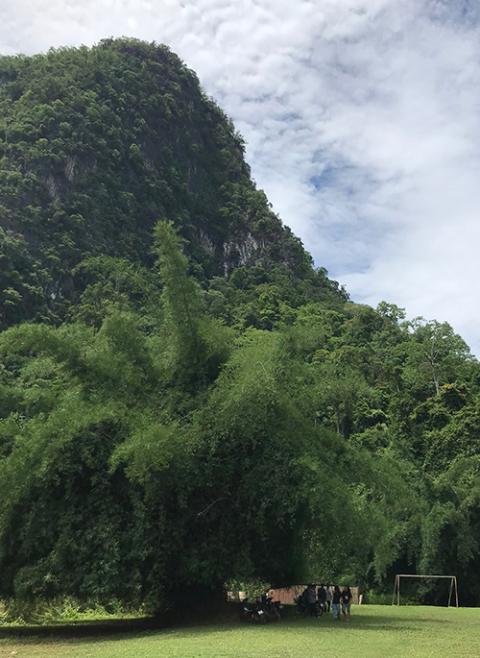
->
[0,38,344,328]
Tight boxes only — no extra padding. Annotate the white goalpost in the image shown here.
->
[392,574,459,607]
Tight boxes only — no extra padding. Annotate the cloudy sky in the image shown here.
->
[1,0,480,350]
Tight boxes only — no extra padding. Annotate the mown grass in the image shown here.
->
[0,605,478,658]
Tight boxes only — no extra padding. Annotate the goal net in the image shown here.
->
[392,574,458,607]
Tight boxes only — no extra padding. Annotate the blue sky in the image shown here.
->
[1,0,480,352]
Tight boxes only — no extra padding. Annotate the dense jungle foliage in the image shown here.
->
[0,40,479,612]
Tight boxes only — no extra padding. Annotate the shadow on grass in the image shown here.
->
[0,608,454,645]
[0,617,159,639]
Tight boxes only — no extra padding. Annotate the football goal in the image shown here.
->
[392,574,458,607]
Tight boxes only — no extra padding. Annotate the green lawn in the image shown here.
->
[0,605,479,658]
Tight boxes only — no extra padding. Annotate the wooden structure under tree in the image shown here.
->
[268,584,360,605]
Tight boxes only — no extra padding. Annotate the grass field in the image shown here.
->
[0,605,479,658]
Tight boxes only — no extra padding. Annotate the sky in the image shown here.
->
[1,0,480,351]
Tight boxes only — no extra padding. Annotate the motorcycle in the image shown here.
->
[294,593,323,618]
[261,595,282,622]
[239,597,268,624]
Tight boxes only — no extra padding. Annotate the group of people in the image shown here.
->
[302,584,353,620]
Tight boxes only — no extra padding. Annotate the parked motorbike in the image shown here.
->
[294,593,323,617]
[239,598,268,624]
[261,594,282,621]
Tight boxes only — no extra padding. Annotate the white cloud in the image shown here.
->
[1,0,480,351]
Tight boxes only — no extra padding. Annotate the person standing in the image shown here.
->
[306,584,318,617]
[332,585,341,620]
[341,586,353,620]
[317,584,327,614]
[326,584,333,613]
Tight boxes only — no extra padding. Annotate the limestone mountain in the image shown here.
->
[0,38,345,328]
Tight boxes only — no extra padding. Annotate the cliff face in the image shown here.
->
[0,39,340,327]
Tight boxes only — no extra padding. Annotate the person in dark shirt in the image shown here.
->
[326,584,333,612]
[341,586,353,619]
[332,585,341,620]
[305,584,318,617]
[317,584,327,613]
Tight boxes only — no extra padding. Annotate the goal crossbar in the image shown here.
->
[392,574,458,607]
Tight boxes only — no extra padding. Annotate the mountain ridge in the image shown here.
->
[0,38,345,329]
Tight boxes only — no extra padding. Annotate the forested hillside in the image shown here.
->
[0,39,479,613]
[0,38,343,330]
